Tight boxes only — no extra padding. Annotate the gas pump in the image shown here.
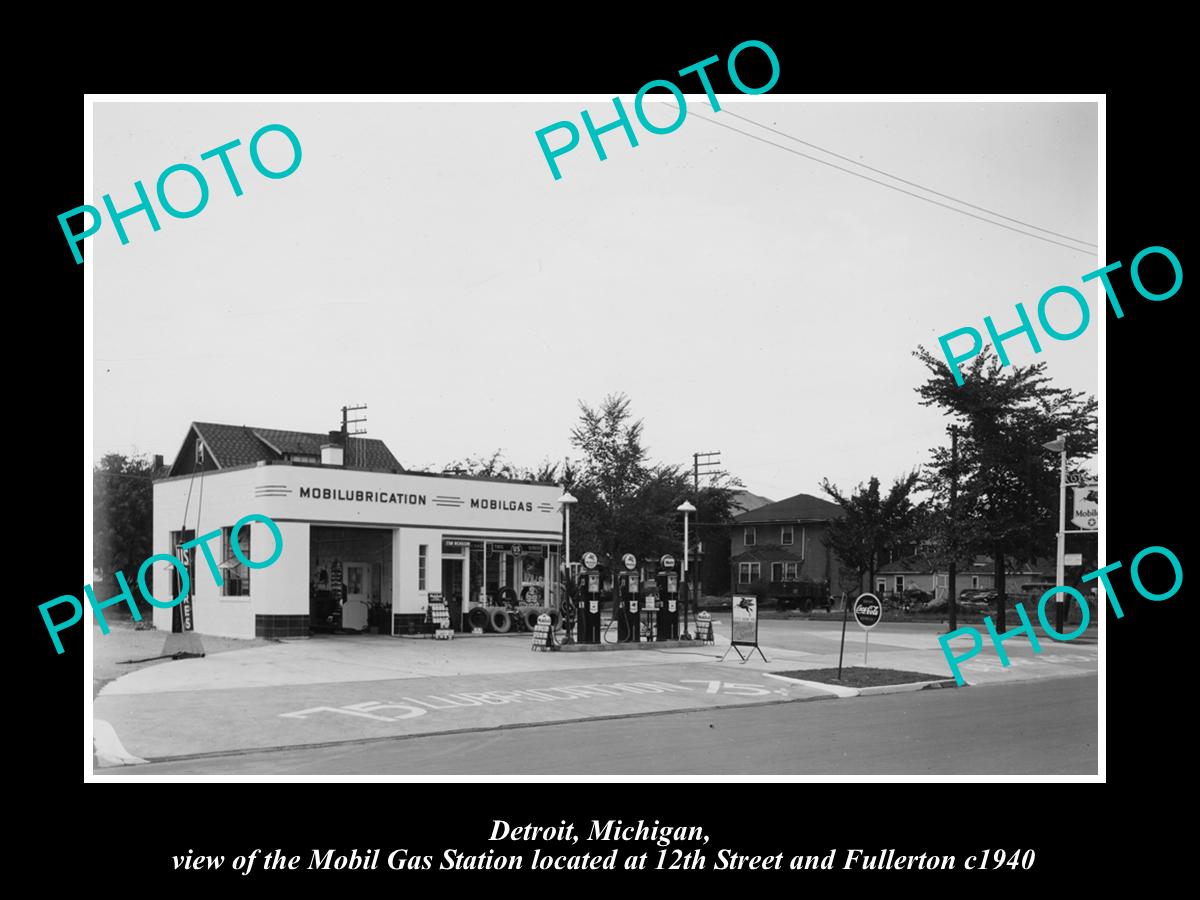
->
[625,570,640,642]
[615,553,638,642]
[642,576,659,642]
[656,554,680,640]
[615,570,629,642]
[576,569,602,644]
[578,553,602,644]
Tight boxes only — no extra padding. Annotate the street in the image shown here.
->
[102,674,1096,775]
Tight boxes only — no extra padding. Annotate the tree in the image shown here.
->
[564,393,743,581]
[913,345,1098,631]
[439,449,560,483]
[93,452,157,615]
[820,471,922,594]
[567,393,651,568]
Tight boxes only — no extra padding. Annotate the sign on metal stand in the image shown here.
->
[721,595,768,663]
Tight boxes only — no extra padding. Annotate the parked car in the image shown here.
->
[903,586,932,605]
[959,588,999,605]
[923,594,991,612]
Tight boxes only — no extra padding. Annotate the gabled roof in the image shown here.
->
[877,555,939,575]
[734,492,844,524]
[169,422,403,476]
[731,490,774,513]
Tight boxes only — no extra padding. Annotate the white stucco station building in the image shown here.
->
[151,421,563,639]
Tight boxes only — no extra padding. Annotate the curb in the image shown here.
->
[857,679,958,695]
[763,671,859,698]
[763,672,960,698]
[94,718,148,768]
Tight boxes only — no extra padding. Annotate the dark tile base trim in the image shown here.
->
[393,613,426,635]
[256,614,310,638]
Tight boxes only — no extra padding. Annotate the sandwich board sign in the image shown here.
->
[721,595,768,664]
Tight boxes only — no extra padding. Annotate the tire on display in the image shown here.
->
[467,606,489,631]
[490,608,512,634]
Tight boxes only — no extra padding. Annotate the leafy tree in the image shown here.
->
[564,394,743,588]
[913,345,1097,631]
[440,449,560,483]
[566,393,651,567]
[820,471,922,594]
[93,452,157,615]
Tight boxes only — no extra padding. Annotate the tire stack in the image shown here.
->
[474,605,560,633]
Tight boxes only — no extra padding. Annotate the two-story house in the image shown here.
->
[729,492,853,599]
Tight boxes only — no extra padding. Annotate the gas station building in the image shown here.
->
[151,422,563,639]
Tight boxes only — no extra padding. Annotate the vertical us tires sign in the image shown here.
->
[173,539,195,632]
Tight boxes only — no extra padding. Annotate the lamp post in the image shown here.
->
[557,490,578,645]
[558,490,577,572]
[677,501,696,635]
[1041,434,1067,634]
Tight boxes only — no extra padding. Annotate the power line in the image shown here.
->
[718,107,1097,249]
[661,104,1096,257]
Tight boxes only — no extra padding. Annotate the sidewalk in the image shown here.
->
[93,623,1096,766]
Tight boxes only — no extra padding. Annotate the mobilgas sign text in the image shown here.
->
[58,124,303,265]
[40,513,284,654]
[938,245,1182,386]
[535,40,780,181]
[297,487,536,512]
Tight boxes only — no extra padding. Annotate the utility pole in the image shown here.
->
[947,424,958,633]
[691,451,721,631]
[341,403,368,468]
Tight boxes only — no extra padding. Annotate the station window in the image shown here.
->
[781,525,793,545]
[971,575,979,589]
[221,526,250,596]
[418,544,427,590]
[744,527,756,546]
[895,575,905,593]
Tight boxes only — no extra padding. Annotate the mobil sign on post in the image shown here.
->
[1071,484,1098,531]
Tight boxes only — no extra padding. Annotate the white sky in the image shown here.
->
[93,99,1098,501]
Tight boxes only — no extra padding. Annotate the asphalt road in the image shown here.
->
[107,674,1096,776]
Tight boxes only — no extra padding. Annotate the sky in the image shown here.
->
[92,99,1098,502]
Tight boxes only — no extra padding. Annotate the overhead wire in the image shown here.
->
[659,103,1096,257]
[718,106,1097,248]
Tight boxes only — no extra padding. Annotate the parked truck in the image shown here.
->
[770,579,830,611]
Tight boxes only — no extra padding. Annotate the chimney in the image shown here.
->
[321,435,344,467]
[153,454,164,471]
